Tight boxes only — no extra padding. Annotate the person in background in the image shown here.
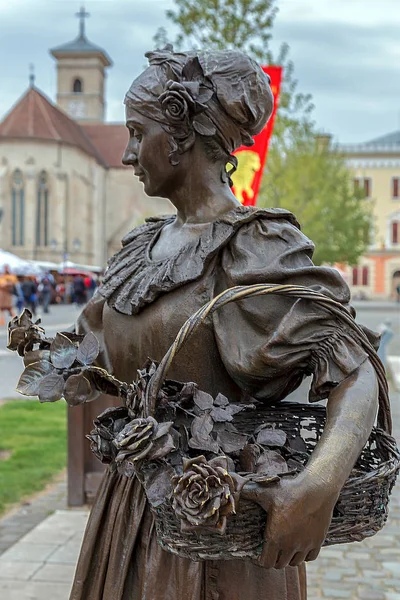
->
[21,277,38,316]
[396,282,400,303]
[73,275,87,306]
[13,278,25,313]
[41,277,52,314]
[0,265,17,325]
[84,274,97,301]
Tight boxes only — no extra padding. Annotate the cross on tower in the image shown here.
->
[29,64,35,88]
[76,5,90,39]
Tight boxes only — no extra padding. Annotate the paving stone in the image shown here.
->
[382,563,400,577]
[0,579,71,600]
[46,541,82,565]
[0,542,59,563]
[322,588,352,598]
[32,562,76,583]
[0,560,41,580]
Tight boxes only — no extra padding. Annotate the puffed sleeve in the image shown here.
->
[212,215,376,403]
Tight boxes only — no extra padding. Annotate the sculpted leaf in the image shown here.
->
[64,373,92,406]
[191,414,213,439]
[188,434,220,454]
[256,427,287,447]
[146,433,177,461]
[288,436,308,454]
[216,430,248,454]
[76,332,100,366]
[210,407,233,423]
[140,462,175,508]
[256,450,288,476]
[50,333,77,369]
[239,444,260,473]
[16,360,54,396]
[38,373,65,403]
[193,389,214,411]
[214,393,229,407]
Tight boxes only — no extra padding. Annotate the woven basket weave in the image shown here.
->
[142,284,400,561]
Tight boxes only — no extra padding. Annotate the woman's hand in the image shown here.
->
[242,470,338,569]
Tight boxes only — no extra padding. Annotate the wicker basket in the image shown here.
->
[141,284,400,561]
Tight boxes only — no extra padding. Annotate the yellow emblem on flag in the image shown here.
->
[231,150,261,204]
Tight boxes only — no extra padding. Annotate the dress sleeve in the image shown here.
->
[212,216,374,403]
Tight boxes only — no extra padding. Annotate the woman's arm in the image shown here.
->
[241,359,378,569]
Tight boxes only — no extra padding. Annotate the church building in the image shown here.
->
[0,8,170,268]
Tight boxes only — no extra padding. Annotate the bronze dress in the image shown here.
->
[70,205,369,600]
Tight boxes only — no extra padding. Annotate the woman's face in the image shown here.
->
[122,106,179,198]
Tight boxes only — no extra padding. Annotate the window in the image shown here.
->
[362,266,369,286]
[352,266,369,286]
[36,171,49,247]
[353,177,371,198]
[73,78,82,93]
[392,221,399,244]
[11,169,24,246]
[392,177,400,199]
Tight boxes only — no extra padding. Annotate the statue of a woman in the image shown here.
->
[69,47,378,600]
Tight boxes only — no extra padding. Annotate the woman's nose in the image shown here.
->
[122,141,138,166]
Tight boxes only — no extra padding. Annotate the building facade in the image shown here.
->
[0,10,171,268]
[340,132,400,299]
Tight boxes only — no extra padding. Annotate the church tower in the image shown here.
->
[50,7,112,123]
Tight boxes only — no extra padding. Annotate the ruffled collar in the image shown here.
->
[99,205,300,315]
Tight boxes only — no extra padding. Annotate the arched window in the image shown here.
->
[73,78,83,93]
[392,221,399,244]
[36,171,49,247]
[11,169,24,246]
[352,267,359,286]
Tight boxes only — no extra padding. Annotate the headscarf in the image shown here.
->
[124,46,274,164]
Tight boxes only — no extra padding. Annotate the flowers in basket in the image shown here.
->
[86,362,309,536]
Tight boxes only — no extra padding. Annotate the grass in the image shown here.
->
[0,400,67,515]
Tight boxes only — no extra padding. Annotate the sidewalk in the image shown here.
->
[0,389,399,599]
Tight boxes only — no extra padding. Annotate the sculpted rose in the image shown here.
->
[86,406,130,464]
[172,455,243,535]
[158,81,195,124]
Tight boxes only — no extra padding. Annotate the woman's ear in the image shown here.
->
[167,131,196,166]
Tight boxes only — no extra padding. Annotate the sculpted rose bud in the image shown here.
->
[113,417,176,465]
[172,455,243,535]
[7,309,45,355]
[86,406,130,464]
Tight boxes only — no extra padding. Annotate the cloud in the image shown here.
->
[0,0,398,143]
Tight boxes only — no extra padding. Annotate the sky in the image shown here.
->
[0,0,400,144]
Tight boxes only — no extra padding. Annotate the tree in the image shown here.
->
[154,0,371,265]
[259,137,372,265]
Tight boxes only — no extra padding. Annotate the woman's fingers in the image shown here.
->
[259,538,280,570]
[305,548,321,562]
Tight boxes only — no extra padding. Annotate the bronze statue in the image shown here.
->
[10,47,397,600]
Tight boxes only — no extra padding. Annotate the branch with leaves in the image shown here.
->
[7,310,130,406]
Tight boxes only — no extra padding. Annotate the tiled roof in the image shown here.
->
[0,87,105,164]
[364,131,400,147]
[50,34,112,67]
[82,123,129,168]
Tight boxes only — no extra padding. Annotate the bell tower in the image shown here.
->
[50,6,112,123]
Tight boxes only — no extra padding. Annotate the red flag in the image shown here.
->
[231,66,283,206]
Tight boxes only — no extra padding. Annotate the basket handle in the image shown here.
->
[144,284,391,434]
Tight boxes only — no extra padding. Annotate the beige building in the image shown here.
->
[0,11,171,268]
[339,132,400,299]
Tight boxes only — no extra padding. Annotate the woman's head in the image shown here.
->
[122,46,273,197]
